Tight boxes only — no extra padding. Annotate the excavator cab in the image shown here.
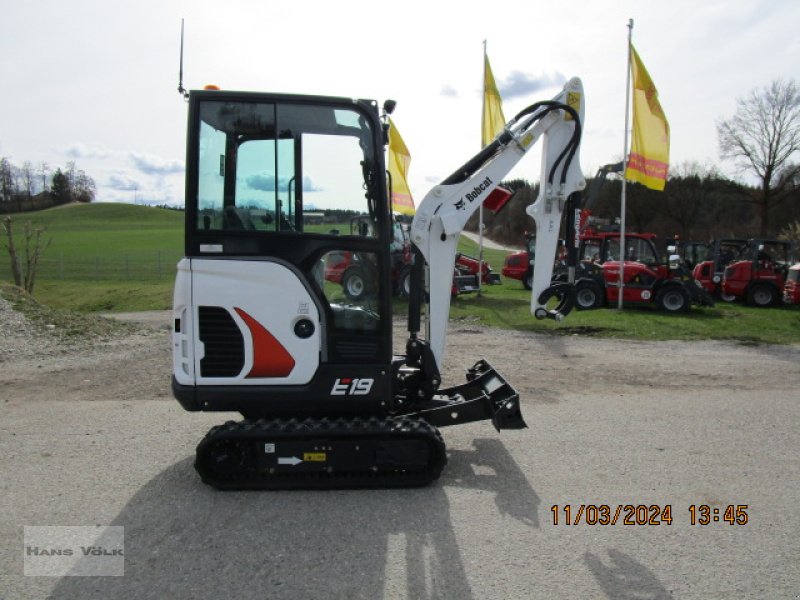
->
[175,91,395,417]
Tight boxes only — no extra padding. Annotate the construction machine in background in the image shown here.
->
[502,161,622,289]
[690,238,748,300]
[455,252,502,285]
[565,231,715,312]
[673,240,711,270]
[324,216,494,301]
[508,229,714,312]
[172,79,585,489]
[721,239,796,307]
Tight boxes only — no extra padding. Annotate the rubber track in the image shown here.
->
[195,416,447,490]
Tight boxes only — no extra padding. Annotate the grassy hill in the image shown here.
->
[2,203,183,311]
[5,202,183,260]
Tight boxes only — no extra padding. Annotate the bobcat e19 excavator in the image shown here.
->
[172,79,585,489]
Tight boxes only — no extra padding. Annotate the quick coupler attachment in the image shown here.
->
[406,359,527,431]
[535,282,574,321]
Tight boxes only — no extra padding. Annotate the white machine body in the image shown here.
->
[173,258,322,387]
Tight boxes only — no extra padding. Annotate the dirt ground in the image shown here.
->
[5,308,794,406]
[1,308,799,599]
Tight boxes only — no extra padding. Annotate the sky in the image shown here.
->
[1,0,799,208]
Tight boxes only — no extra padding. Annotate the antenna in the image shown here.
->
[177,19,189,100]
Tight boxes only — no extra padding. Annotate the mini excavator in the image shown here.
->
[172,79,585,489]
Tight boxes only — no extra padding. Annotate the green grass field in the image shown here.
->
[2,203,182,310]
[2,203,798,344]
[2,203,183,283]
[446,284,800,344]
[4,202,183,258]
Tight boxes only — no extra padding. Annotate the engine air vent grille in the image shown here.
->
[198,306,244,377]
[335,340,380,360]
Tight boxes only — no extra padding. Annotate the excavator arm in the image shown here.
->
[408,78,586,371]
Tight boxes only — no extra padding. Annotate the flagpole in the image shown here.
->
[618,18,633,310]
[477,41,488,296]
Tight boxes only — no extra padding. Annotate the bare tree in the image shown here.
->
[74,170,96,203]
[717,78,800,236]
[661,161,721,239]
[38,161,50,193]
[21,222,50,293]
[21,161,34,198]
[2,216,23,286]
[65,160,76,195]
[0,157,15,205]
[2,216,51,294]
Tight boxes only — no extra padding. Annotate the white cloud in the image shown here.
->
[499,71,567,99]
[62,143,109,160]
[440,85,458,98]
[106,173,140,191]
[130,152,184,176]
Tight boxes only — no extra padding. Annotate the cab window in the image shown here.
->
[195,100,379,237]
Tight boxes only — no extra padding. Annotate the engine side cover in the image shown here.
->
[174,258,321,387]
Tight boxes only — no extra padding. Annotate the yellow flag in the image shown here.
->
[626,44,670,191]
[387,118,415,216]
[482,53,506,147]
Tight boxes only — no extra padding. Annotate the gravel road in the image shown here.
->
[1,304,799,599]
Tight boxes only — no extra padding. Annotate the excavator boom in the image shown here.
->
[409,78,586,369]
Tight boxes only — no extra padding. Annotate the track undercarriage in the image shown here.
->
[196,416,446,490]
[193,359,525,490]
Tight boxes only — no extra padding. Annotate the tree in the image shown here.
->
[659,161,751,240]
[1,217,22,286]
[779,219,800,245]
[624,182,660,234]
[2,216,50,294]
[660,163,706,239]
[38,161,50,193]
[65,160,76,192]
[20,161,34,198]
[73,170,96,203]
[50,168,71,204]
[0,157,16,206]
[717,78,800,236]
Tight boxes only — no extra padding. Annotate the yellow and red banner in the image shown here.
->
[482,53,506,148]
[626,44,670,191]
[387,118,415,216]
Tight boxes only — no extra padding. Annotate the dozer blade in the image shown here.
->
[400,359,528,431]
[194,416,447,491]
